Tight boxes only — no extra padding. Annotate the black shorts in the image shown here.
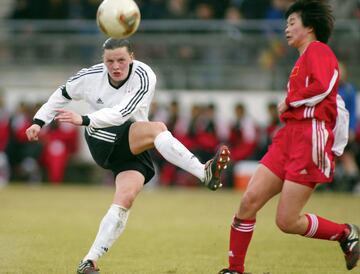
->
[84,121,155,184]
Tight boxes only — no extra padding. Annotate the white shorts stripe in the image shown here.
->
[86,128,115,143]
[88,127,116,139]
[312,119,331,178]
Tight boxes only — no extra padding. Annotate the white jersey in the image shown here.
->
[34,60,156,128]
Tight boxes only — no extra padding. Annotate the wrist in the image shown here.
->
[81,115,90,126]
[33,118,45,128]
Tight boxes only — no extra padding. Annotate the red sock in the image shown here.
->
[303,213,347,241]
[228,217,256,272]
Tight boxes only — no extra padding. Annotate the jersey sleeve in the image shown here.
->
[33,85,73,125]
[286,44,339,108]
[33,68,88,125]
[87,66,156,128]
[65,67,94,100]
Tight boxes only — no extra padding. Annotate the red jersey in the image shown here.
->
[282,41,339,128]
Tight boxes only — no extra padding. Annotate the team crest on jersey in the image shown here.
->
[290,66,299,77]
[96,98,104,104]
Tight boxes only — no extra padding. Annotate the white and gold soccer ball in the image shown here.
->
[96,0,141,39]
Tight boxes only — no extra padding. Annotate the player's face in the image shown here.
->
[103,47,133,84]
[285,12,314,52]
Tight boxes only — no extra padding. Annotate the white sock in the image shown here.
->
[154,130,205,181]
[84,204,129,262]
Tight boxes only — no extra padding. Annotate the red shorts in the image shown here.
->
[260,119,335,188]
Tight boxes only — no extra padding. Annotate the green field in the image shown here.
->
[0,185,359,274]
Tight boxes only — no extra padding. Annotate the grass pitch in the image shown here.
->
[0,184,359,274]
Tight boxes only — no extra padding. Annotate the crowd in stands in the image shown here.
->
[0,95,79,186]
[0,91,359,192]
[8,0,360,21]
[148,96,360,192]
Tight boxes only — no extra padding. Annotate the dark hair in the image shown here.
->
[285,0,334,43]
[102,38,133,53]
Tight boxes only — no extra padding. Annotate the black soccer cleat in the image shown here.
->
[203,145,230,191]
[77,260,100,274]
[339,224,360,270]
[218,269,249,274]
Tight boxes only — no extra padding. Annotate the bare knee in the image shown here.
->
[152,121,167,136]
[114,189,138,209]
[275,214,298,234]
[114,185,139,209]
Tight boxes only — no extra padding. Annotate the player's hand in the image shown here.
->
[55,109,83,126]
[26,124,41,141]
[278,99,288,114]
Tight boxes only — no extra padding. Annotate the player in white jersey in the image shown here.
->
[25,38,230,274]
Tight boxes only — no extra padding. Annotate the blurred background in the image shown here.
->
[0,0,359,193]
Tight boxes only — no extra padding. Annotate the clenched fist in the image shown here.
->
[26,124,41,141]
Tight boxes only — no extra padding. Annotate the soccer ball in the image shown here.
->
[96,0,141,39]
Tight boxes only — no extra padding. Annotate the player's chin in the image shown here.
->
[287,39,295,48]
[111,74,125,82]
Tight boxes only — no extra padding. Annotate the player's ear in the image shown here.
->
[307,26,314,35]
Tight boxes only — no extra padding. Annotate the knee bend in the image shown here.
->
[118,191,137,209]
[275,215,296,234]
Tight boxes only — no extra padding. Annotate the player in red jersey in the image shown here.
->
[218,1,359,273]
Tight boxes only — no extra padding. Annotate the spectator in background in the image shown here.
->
[195,103,221,162]
[225,103,259,188]
[7,102,42,182]
[256,101,284,161]
[45,0,69,19]
[225,5,243,23]
[266,0,294,20]
[335,62,359,192]
[259,0,293,71]
[40,120,79,184]
[0,91,10,187]
[187,104,202,149]
[263,101,283,149]
[9,0,45,19]
[328,0,360,19]
[166,0,190,19]
[82,0,102,19]
[156,100,195,187]
[230,0,270,19]
[228,103,259,162]
[194,2,215,20]
[139,0,169,19]
[189,0,228,19]
[9,0,32,19]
